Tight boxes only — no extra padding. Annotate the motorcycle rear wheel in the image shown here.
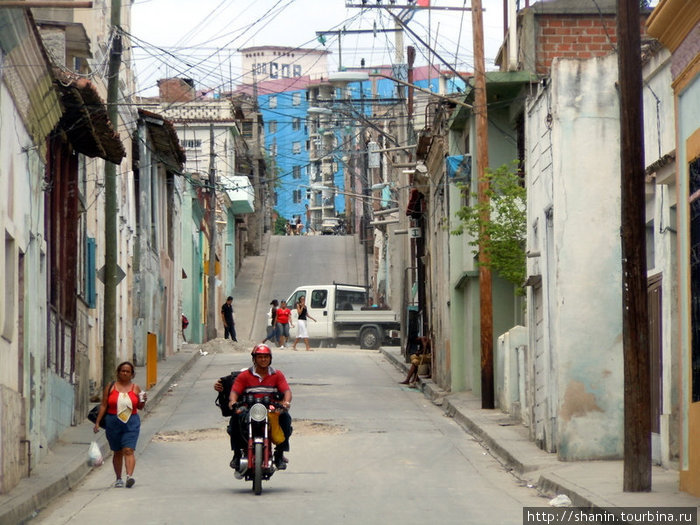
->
[253,442,263,495]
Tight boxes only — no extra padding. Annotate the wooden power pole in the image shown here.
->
[472,0,494,409]
[206,124,218,341]
[617,0,651,492]
[102,0,121,387]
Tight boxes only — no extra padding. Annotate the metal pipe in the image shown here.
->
[20,439,31,477]
[374,207,400,216]
[373,144,417,154]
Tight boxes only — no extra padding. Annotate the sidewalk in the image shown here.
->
[381,346,700,511]
[0,347,201,525]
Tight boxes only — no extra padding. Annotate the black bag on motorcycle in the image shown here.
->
[215,371,242,417]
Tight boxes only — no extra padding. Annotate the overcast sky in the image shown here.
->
[130,0,506,97]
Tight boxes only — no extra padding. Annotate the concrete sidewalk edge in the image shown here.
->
[0,349,200,525]
[380,347,595,506]
[380,347,700,511]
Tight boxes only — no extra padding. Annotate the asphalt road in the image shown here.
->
[251,234,363,338]
[31,235,547,524]
[31,347,547,525]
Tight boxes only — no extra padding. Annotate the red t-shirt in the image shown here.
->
[276,307,291,324]
[232,367,290,399]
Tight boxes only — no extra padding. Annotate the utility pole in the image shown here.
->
[472,0,494,409]
[249,67,262,254]
[102,0,121,388]
[617,0,651,492]
[206,124,218,341]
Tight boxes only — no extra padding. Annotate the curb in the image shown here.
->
[537,471,610,508]
[0,434,108,525]
[140,349,201,415]
[379,347,599,509]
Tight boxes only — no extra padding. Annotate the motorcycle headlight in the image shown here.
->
[249,403,267,422]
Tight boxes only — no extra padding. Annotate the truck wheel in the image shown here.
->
[360,327,380,350]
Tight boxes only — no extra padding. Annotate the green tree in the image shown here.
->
[273,214,288,235]
[452,163,527,294]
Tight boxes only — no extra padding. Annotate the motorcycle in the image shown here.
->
[232,394,286,495]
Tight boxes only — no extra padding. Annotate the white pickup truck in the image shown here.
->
[285,283,400,349]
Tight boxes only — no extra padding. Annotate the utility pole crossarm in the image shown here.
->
[0,1,92,5]
[382,8,473,89]
[316,28,402,35]
[345,3,474,11]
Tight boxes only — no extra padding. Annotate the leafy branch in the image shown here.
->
[452,162,527,294]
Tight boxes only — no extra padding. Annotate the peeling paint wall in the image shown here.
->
[0,78,50,491]
[641,47,679,468]
[526,54,624,460]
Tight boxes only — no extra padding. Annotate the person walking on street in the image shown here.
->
[93,361,147,488]
[181,313,189,343]
[292,295,316,351]
[221,296,237,341]
[262,299,279,345]
[305,204,312,234]
[275,300,293,348]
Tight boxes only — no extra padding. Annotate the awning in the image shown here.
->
[138,108,186,172]
[54,71,125,164]
[406,188,424,218]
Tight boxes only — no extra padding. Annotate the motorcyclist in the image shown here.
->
[215,344,292,470]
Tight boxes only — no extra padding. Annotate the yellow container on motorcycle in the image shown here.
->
[268,411,285,445]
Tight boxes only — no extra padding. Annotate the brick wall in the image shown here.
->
[157,78,195,103]
[535,15,649,75]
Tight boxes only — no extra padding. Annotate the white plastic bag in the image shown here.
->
[88,440,103,466]
[549,494,572,507]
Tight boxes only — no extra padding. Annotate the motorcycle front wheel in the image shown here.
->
[253,442,263,495]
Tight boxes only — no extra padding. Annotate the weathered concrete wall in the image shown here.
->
[43,372,74,450]
[0,386,23,494]
[0,78,50,488]
[642,47,679,468]
[554,55,623,460]
[527,54,624,460]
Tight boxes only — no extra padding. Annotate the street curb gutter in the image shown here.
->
[379,347,600,509]
[380,348,535,473]
[537,472,610,508]
[0,350,201,525]
[139,348,200,416]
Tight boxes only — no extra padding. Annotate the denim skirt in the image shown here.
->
[105,413,141,451]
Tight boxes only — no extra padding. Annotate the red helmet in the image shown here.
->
[251,344,272,358]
